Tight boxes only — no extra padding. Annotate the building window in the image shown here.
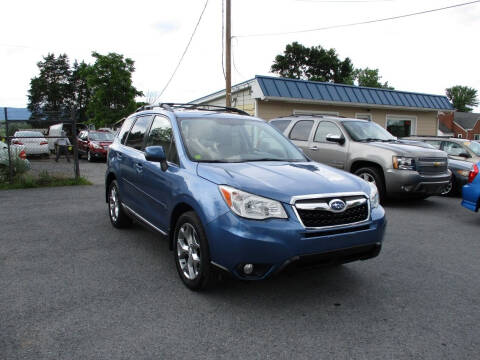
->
[386,115,416,138]
[457,134,463,138]
[356,113,372,121]
[474,134,480,140]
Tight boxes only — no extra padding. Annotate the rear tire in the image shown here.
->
[354,166,386,204]
[108,180,132,228]
[173,211,216,291]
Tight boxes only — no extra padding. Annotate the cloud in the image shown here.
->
[152,21,179,33]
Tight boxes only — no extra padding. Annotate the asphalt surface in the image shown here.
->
[1,166,479,359]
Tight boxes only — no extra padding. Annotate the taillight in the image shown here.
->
[468,164,479,183]
[19,150,27,160]
[12,140,23,145]
[40,141,48,145]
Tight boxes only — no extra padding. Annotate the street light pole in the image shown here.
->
[225,0,232,107]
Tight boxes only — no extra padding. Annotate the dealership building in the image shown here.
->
[191,75,454,138]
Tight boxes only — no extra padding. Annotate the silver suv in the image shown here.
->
[271,115,451,201]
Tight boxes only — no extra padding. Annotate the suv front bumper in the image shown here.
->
[205,205,386,280]
[385,169,451,196]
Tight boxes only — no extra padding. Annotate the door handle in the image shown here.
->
[135,163,143,173]
[308,146,319,151]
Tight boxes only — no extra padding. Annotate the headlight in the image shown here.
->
[456,169,470,177]
[368,182,379,209]
[393,156,415,170]
[219,185,287,220]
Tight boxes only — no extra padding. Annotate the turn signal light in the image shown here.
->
[19,150,27,160]
[468,164,479,183]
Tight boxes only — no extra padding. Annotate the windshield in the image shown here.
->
[89,132,113,141]
[342,121,396,142]
[465,141,480,155]
[179,117,307,163]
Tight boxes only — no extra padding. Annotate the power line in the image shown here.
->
[233,0,480,38]
[153,0,209,103]
[296,0,394,2]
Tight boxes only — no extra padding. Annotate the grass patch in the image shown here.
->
[0,171,92,190]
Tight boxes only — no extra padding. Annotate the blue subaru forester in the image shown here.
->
[106,104,386,290]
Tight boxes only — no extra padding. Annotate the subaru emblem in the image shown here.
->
[329,199,346,212]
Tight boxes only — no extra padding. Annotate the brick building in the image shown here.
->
[438,111,480,140]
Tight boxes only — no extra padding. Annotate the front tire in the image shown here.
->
[87,150,93,162]
[354,166,386,203]
[441,176,455,196]
[108,180,132,228]
[174,211,215,291]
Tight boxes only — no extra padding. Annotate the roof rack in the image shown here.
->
[135,103,250,116]
[273,113,347,119]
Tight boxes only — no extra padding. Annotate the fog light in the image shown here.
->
[243,264,254,275]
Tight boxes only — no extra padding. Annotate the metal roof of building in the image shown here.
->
[0,107,31,121]
[454,112,480,130]
[255,75,453,111]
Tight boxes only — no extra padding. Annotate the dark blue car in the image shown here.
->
[461,163,480,212]
[105,104,386,290]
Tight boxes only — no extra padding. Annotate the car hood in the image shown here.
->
[367,142,446,158]
[197,161,370,204]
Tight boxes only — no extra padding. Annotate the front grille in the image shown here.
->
[417,157,448,175]
[296,201,369,228]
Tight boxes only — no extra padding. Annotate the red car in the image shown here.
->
[77,130,114,161]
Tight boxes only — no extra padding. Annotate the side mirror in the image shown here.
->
[326,134,345,145]
[145,146,168,171]
[459,152,471,159]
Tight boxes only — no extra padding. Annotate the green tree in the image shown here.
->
[271,42,354,84]
[86,52,143,127]
[27,53,72,120]
[446,86,479,112]
[69,60,92,123]
[354,68,394,89]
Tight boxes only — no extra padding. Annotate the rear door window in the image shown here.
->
[125,116,152,150]
[289,120,314,141]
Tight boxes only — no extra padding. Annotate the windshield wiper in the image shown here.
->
[246,158,290,162]
[358,138,383,142]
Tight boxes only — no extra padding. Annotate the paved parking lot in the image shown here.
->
[1,163,479,359]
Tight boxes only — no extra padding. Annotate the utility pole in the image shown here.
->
[225,0,232,107]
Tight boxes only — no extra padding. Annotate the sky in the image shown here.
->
[1,0,479,111]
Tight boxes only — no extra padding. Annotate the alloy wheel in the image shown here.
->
[358,172,376,185]
[176,223,201,280]
[441,179,453,196]
[109,186,119,222]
